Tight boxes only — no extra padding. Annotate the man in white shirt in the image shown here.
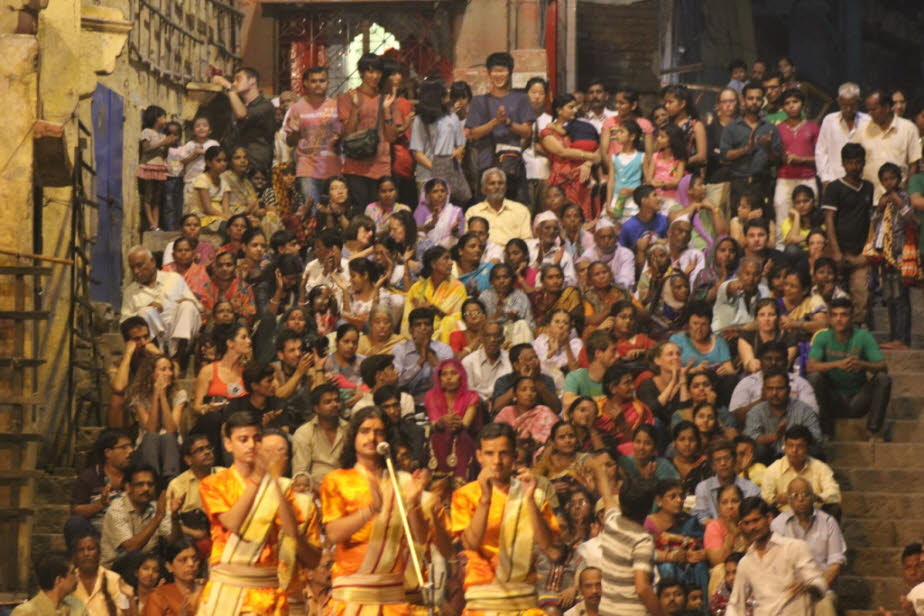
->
[120,245,201,357]
[578,218,636,290]
[852,88,922,199]
[582,79,617,133]
[462,321,511,401]
[711,256,769,335]
[726,497,826,616]
[815,82,869,188]
[564,566,603,616]
[301,228,351,310]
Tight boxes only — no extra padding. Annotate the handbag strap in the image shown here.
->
[375,93,384,130]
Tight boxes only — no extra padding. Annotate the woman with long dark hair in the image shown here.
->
[400,245,467,340]
[540,94,601,219]
[411,78,468,203]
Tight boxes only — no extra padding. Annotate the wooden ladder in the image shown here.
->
[0,264,50,594]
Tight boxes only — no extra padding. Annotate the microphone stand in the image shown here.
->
[381,447,434,615]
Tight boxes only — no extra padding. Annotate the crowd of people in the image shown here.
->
[15,50,924,616]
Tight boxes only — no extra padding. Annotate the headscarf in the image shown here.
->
[691,235,739,302]
[415,178,463,248]
[424,358,481,422]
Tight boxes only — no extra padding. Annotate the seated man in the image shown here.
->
[729,341,818,426]
[356,354,416,418]
[11,552,78,616]
[393,308,454,405]
[761,425,840,515]
[901,543,924,616]
[100,464,177,569]
[711,255,769,336]
[492,342,562,415]
[578,218,635,290]
[166,433,225,542]
[562,330,617,409]
[68,529,133,615]
[464,168,534,247]
[462,320,511,402]
[564,566,603,616]
[291,383,350,489]
[744,368,823,463]
[67,429,132,544]
[108,316,160,427]
[807,297,891,439]
[272,329,325,423]
[301,228,351,311]
[373,385,426,468]
[657,578,687,616]
[120,245,201,359]
[451,422,559,613]
[769,478,846,616]
[692,440,760,526]
[226,362,294,434]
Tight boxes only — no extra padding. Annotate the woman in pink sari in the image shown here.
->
[424,358,482,486]
[494,375,560,445]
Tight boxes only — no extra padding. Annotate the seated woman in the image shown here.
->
[449,298,488,360]
[670,371,715,426]
[504,238,540,294]
[192,251,257,327]
[618,424,681,484]
[692,236,740,305]
[651,272,692,337]
[565,396,607,452]
[185,146,231,233]
[222,146,259,218]
[560,203,594,260]
[644,478,709,593]
[357,304,404,356]
[341,215,375,260]
[416,177,465,248]
[781,185,823,262]
[162,237,210,301]
[704,484,747,568]
[217,213,250,257]
[452,232,493,295]
[583,261,634,337]
[532,308,582,387]
[304,284,339,339]
[533,420,589,503]
[738,297,797,373]
[635,242,671,314]
[142,538,202,616]
[125,354,185,480]
[479,263,536,344]
[637,341,690,429]
[668,301,736,405]
[610,300,656,366]
[734,435,766,488]
[401,245,467,341]
[342,257,400,330]
[424,358,481,486]
[312,175,351,232]
[691,401,733,446]
[124,552,161,615]
[494,375,560,445]
[595,364,655,455]
[530,263,584,331]
[162,213,217,268]
[536,484,592,613]
[365,175,412,235]
[387,209,430,272]
[779,268,828,344]
[324,323,365,407]
[670,420,711,502]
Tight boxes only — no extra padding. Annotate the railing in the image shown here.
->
[127,0,243,84]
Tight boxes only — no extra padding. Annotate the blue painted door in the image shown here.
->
[90,84,124,310]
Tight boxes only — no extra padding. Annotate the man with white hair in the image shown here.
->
[120,246,201,359]
[464,168,533,246]
[815,82,869,189]
[577,218,635,290]
[526,211,577,285]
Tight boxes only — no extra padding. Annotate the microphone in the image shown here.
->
[376,441,391,456]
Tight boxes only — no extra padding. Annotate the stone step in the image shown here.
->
[841,517,924,548]
[35,473,75,506]
[888,395,924,420]
[835,575,903,610]
[31,532,66,557]
[829,442,924,468]
[883,350,924,371]
[885,372,924,397]
[846,547,902,577]
[872,332,924,347]
[837,466,924,492]
[842,492,924,519]
[835,418,924,442]
[32,504,70,535]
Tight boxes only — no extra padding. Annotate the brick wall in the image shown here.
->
[576,0,660,97]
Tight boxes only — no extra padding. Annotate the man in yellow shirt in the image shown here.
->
[465,169,533,247]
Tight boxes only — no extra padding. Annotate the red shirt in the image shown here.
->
[777,120,820,179]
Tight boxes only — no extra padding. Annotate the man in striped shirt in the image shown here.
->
[587,455,665,616]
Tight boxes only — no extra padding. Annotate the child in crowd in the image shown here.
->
[606,118,645,221]
[185,145,230,231]
[726,59,747,94]
[181,115,220,195]
[137,105,178,231]
[730,189,775,249]
[163,121,186,231]
[647,124,687,205]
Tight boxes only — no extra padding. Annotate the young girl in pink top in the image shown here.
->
[647,124,687,205]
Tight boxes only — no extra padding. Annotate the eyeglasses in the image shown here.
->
[463,311,484,317]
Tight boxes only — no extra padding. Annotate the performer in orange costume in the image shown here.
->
[451,422,560,616]
[197,414,322,616]
[320,406,433,616]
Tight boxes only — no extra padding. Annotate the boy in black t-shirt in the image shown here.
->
[822,142,874,325]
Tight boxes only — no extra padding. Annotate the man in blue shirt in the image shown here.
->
[745,368,823,463]
[692,439,760,525]
[393,308,453,405]
[620,185,668,264]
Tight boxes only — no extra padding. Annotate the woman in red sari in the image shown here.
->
[424,358,482,486]
[143,538,202,616]
[540,94,601,220]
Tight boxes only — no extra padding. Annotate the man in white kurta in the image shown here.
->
[121,246,201,356]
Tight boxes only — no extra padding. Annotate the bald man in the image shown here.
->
[770,478,846,616]
[120,245,202,358]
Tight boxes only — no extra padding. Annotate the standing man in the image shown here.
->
[467,52,535,203]
[285,66,342,203]
[815,82,869,190]
[582,78,617,133]
[853,88,921,200]
[761,72,786,124]
[451,422,559,614]
[726,497,826,616]
[338,53,400,208]
[768,477,845,616]
[121,246,201,361]
[807,297,891,439]
[720,82,782,221]
[212,67,276,174]
[465,169,533,247]
[197,413,321,615]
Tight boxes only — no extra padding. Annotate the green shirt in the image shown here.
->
[808,327,884,397]
[908,172,924,253]
[563,368,603,398]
